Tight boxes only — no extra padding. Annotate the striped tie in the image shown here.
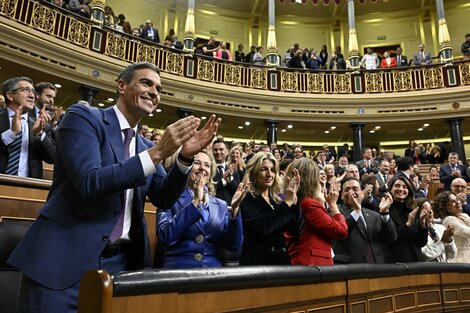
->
[6,133,23,176]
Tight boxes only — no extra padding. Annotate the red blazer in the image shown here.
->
[286,197,348,266]
[380,57,397,68]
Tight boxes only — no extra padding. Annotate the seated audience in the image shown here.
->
[382,176,428,262]
[435,191,470,263]
[419,199,456,262]
[285,158,347,265]
[239,152,302,265]
[334,177,396,264]
[156,152,244,268]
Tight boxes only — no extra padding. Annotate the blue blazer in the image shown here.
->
[8,104,187,289]
[157,188,243,268]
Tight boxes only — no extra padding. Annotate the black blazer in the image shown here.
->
[334,205,397,264]
[0,109,55,178]
[384,201,427,263]
[395,55,408,67]
[440,163,469,191]
[213,163,240,205]
[239,193,302,265]
[140,27,160,44]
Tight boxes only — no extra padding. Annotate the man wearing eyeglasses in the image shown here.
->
[0,76,55,178]
[451,178,470,215]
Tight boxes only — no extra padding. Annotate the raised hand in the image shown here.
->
[180,114,221,158]
[10,105,23,135]
[379,192,393,214]
[326,179,339,207]
[441,225,454,244]
[32,107,51,136]
[231,182,250,217]
[147,115,201,164]
[284,168,300,206]
[191,173,205,207]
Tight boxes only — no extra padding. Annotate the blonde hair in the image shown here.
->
[286,157,320,201]
[243,152,281,202]
[195,151,217,196]
[227,145,246,170]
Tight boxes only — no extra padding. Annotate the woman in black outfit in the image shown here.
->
[382,176,428,262]
[239,152,302,265]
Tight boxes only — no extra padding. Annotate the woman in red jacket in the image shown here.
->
[380,51,397,68]
[285,157,348,265]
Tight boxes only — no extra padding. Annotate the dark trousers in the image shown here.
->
[19,251,128,313]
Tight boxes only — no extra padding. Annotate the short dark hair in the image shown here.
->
[2,76,34,101]
[35,82,56,95]
[117,62,160,84]
[396,156,413,171]
[116,63,160,98]
[212,139,227,149]
[341,176,361,190]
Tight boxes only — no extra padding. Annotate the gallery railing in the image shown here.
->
[1,0,470,95]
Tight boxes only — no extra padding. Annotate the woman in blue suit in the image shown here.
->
[157,151,247,268]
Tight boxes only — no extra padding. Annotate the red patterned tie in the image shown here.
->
[109,128,135,242]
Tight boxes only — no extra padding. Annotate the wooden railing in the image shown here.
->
[1,0,469,95]
[78,263,470,313]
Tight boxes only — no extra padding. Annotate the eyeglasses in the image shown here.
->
[11,87,37,96]
[452,185,467,189]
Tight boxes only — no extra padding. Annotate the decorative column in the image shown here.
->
[90,0,105,26]
[350,122,366,162]
[183,0,196,52]
[436,0,453,63]
[79,85,98,106]
[266,0,278,67]
[447,118,466,162]
[177,108,193,118]
[347,0,360,71]
[266,120,278,146]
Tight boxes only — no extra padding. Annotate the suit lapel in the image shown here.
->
[103,107,124,161]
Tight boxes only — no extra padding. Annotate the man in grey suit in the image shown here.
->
[333,177,397,264]
[413,43,432,66]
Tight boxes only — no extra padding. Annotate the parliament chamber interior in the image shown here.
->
[1,0,470,312]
